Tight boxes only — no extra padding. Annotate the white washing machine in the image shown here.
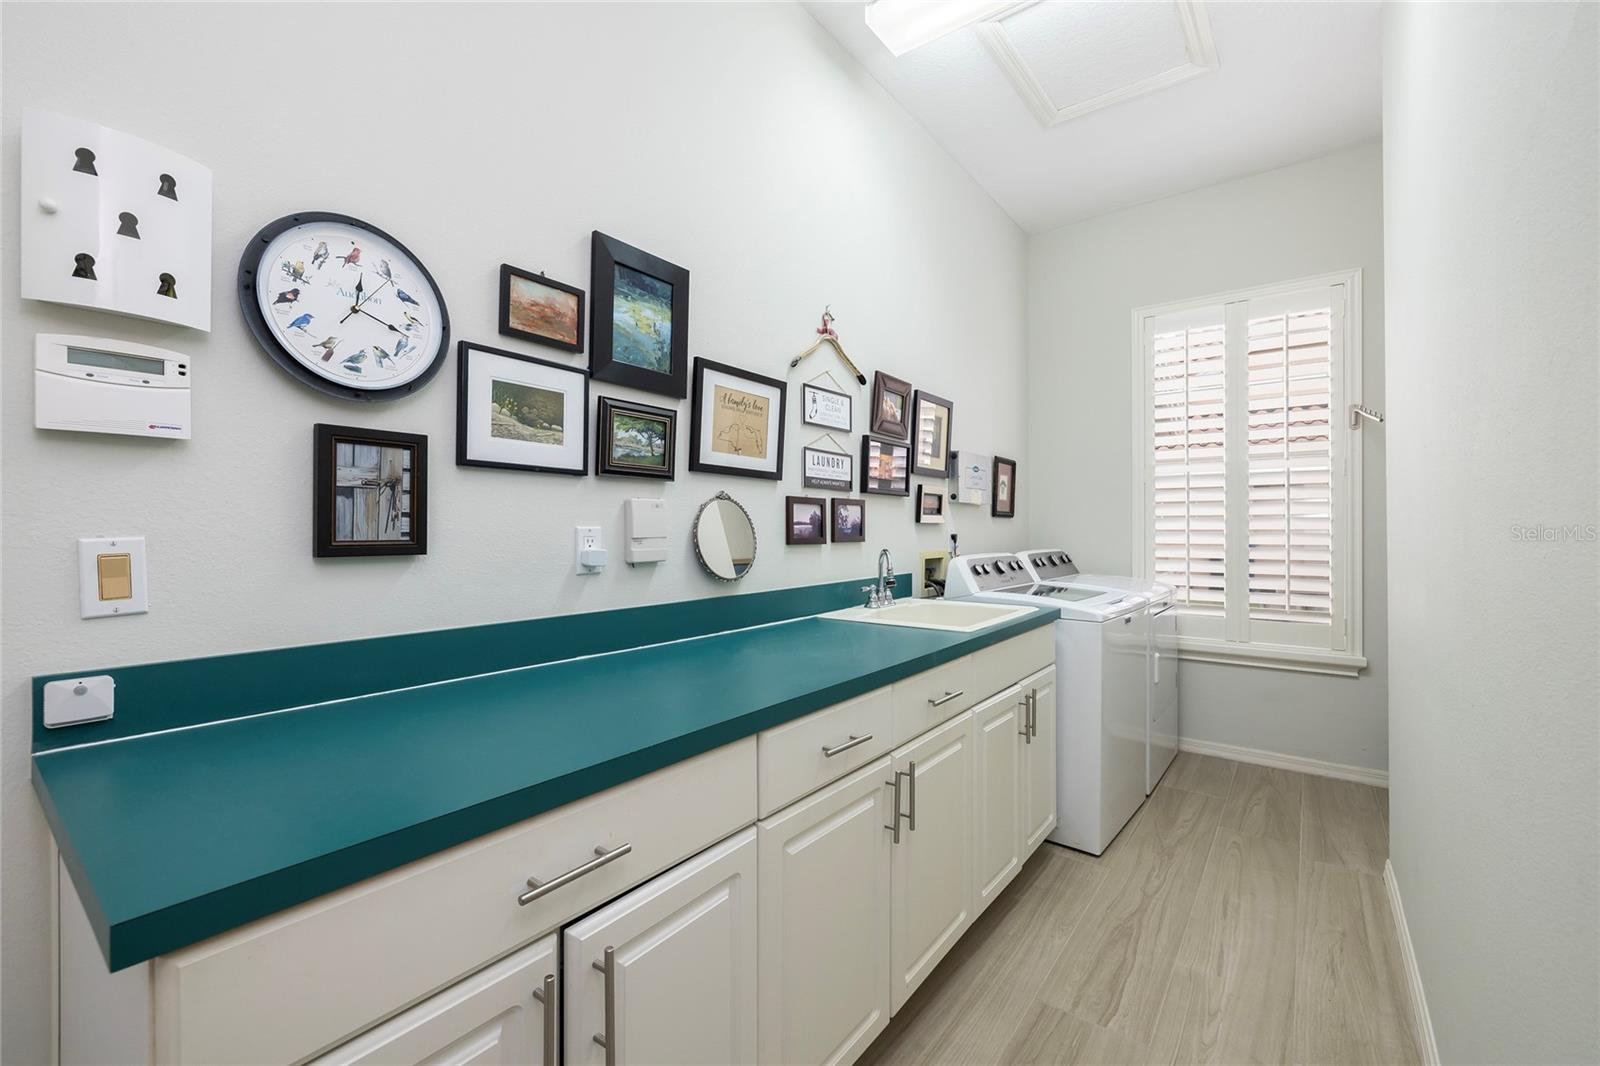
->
[1019,548,1180,794]
[945,552,1150,855]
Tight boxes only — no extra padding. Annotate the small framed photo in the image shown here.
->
[786,496,827,545]
[314,424,427,558]
[992,455,1018,518]
[912,390,954,478]
[689,358,787,479]
[949,450,992,506]
[916,484,947,524]
[596,396,676,480]
[861,435,910,496]
[590,231,689,398]
[802,445,853,491]
[498,264,584,354]
[802,382,852,431]
[870,371,913,440]
[457,341,588,475]
[831,497,866,543]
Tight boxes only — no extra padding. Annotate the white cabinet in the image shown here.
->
[758,757,893,1066]
[1021,666,1058,852]
[888,710,974,1015]
[313,935,558,1065]
[971,686,1024,916]
[563,828,758,1066]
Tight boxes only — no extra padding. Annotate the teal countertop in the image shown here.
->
[35,606,1056,971]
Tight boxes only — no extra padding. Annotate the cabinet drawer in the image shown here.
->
[153,738,756,1066]
[970,628,1054,705]
[757,686,893,817]
[891,655,976,743]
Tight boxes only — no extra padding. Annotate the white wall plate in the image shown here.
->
[78,536,149,619]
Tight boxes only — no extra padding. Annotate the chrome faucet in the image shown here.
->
[861,548,898,608]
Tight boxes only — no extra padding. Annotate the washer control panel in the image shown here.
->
[1024,549,1079,582]
[946,553,1031,597]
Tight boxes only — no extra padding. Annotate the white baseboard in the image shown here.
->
[1385,860,1441,1066]
[1176,736,1388,787]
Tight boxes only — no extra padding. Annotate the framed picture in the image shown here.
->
[589,231,689,398]
[916,484,947,524]
[457,341,588,474]
[860,435,911,496]
[870,371,913,440]
[313,424,426,557]
[498,264,584,353]
[802,445,853,491]
[912,390,954,477]
[596,396,676,480]
[689,358,787,479]
[992,455,1018,518]
[786,496,827,545]
[801,382,852,431]
[949,450,992,506]
[831,497,866,543]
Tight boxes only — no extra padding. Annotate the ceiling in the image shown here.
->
[804,1,1382,233]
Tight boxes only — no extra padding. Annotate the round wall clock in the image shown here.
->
[238,212,450,400]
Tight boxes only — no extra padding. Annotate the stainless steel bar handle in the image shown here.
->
[519,843,633,906]
[1029,688,1039,738]
[884,770,906,843]
[822,733,874,758]
[591,946,616,1065]
[530,972,556,1065]
[907,759,918,832]
[928,689,966,708]
[1019,692,1032,745]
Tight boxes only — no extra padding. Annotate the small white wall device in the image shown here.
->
[43,675,116,729]
[36,334,191,439]
[625,498,668,566]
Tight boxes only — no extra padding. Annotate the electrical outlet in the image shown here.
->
[575,525,606,575]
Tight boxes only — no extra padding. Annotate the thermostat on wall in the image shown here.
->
[35,333,191,439]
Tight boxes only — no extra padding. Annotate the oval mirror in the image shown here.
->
[693,492,757,581]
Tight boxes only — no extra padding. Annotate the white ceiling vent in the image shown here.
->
[978,0,1219,127]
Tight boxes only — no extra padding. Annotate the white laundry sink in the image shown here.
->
[823,599,1036,633]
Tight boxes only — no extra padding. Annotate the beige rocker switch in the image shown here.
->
[78,536,148,618]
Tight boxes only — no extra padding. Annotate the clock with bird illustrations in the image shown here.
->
[238,212,450,400]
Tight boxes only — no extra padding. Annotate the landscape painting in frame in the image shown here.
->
[591,231,690,397]
[786,496,826,545]
[499,264,583,353]
[314,424,427,557]
[491,379,564,445]
[457,341,588,475]
[832,498,866,543]
[597,396,677,480]
[613,265,672,372]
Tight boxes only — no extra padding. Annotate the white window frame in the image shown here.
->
[1131,269,1367,677]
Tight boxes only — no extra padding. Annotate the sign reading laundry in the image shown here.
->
[802,445,853,491]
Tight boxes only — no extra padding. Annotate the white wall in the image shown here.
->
[1384,3,1599,1061]
[0,4,1028,1059]
[1026,143,1387,771]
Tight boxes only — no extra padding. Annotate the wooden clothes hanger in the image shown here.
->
[789,307,868,385]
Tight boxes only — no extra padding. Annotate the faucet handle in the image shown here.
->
[861,584,878,607]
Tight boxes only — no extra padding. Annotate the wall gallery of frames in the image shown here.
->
[23,110,1018,582]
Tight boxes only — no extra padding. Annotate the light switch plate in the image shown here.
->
[78,535,147,618]
[43,675,115,728]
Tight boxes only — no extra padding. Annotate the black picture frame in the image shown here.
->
[498,264,584,354]
[831,498,867,543]
[786,496,827,545]
[456,341,589,475]
[992,455,1018,518]
[916,484,947,524]
[589,231,689,398]
[596,396,677,480]
[860,435,911,496]
[313,423,427,557]
[870,371,913,441]
[801,382,852,431]
[911,390,955,478]
[689,358,787,480]
[802,445,853,491]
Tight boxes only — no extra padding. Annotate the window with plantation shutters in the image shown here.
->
[1135,271,1366,675]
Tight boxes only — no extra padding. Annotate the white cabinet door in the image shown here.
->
[563,828,757,1066]
[889,710,974,1015]
[1148,606,1179,793]
[312,934,558,1065]
[758,757,893,1066]
[1021,666,1058,853]
[971,687,1023,916]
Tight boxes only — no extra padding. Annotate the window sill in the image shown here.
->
[1174,636,1367,678]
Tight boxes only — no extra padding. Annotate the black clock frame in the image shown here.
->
[238,212,452,402]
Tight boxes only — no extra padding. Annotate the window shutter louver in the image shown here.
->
[1151,318,1226,611]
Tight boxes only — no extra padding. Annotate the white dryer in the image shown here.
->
[1018,549,1179,795]
[945,553,1150,855]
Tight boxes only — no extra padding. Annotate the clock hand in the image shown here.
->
[340,273,367,324]
[357,306,407,335]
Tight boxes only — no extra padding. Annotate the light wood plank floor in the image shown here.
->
[858,753,1418,1066]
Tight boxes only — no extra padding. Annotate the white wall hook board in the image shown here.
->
[21,109,213,331]
[788,307,868,385]
[1349,403,1385,429]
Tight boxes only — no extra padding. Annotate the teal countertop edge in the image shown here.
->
[34,596,1058,973]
